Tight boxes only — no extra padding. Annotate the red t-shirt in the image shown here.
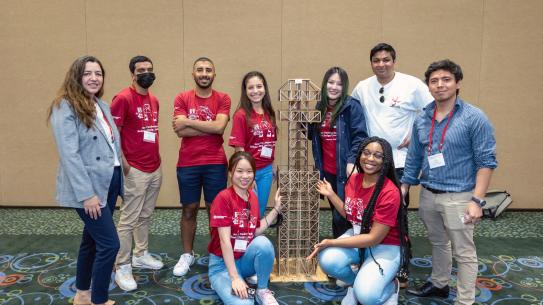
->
[173,89,231,167]
[320,108,337,174]
[208,187,261,259]
[229,109,277,169]
[344,173,400,246]
[110,86,161,172]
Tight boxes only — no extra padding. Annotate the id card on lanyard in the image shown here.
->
[427,107,454,169]
[260,146,272,158]
[352,224,362,235]
[143,130,156,143]
[234,239,248,252]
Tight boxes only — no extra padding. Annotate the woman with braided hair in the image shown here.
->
[308,137,410,305]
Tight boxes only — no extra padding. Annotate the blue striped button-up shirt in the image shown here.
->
[401,98,497,192]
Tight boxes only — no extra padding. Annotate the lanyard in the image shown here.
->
[428,107,454,154]
[96,104,114,142]
[244,198,252,236]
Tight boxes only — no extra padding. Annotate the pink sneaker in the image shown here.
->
[256,288,279,305]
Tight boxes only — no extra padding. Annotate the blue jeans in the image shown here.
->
[75,166,121,304]
[208,236,275,305]
[254,164,273,217]
[318,229,400,305]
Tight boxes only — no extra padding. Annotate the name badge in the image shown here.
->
[353,224,361,235]
[428,153,445,169]
[233,239,248,252]
[143,131,156,143]
[260,146,273,158]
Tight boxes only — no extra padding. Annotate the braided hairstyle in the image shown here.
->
[351,136,411,275]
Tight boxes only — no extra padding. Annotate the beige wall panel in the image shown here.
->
[182,0,282,95]
[282,0,382,87]
[383,0,484,101]
[85,0,184,206]
[382,0,485,207]
[1,0,87,205]
[1,1,542,209]
[479,0,543,209]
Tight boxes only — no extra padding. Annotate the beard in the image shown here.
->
[194,76,214,89]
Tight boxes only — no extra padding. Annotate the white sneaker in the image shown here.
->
[341,287,357,305]
[115,263,137,291]
[245,274,258,285]
[173,252,195,276]
[132,251,164,270]
[336,279,348,288]
[382,279,399,305]
[256,288,279,305]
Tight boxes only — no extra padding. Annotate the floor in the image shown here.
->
[0,208,542,304]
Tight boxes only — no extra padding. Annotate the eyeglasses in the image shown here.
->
[362,149,384,160]
[379,87,385,103]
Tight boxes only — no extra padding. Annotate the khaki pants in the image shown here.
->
[116,166,162,267]
[418,188,477,305]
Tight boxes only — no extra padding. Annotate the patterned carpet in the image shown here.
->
[0,208,542,305]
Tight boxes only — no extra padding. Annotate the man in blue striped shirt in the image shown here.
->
[401,59,497,305]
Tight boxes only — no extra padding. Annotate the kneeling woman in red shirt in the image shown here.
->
[309,137,410,305]
[208,151,282,305]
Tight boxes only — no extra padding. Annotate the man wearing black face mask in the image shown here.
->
[110,55,163,291]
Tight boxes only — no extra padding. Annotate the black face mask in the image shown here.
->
[136,72,156,89]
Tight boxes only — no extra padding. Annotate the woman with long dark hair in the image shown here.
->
[208,151,282,305]
[308,137,410,305]
[48,56,122,305]
[309,67,368,238]
[229,71,277,217]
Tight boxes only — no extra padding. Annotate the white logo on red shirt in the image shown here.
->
[251,120,274,138]
[188,106,215,121]
[321,111,332,128]
[135,105,157,122]
[233,209,257,229]
[252,124,263,137]
[345,196,364,224]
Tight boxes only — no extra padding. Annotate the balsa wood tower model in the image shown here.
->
[272,79,326,282]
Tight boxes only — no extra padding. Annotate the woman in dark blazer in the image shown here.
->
[309,67,368,239]
[48,56,123,305]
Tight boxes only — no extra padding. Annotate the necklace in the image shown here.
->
[234,188,249,201]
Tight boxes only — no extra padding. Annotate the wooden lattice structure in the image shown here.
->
[271,79,326,281]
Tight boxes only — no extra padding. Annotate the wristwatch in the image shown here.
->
[471,196,487,207]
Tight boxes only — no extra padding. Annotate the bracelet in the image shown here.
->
[264,217,269,227]
[273,207,281,214]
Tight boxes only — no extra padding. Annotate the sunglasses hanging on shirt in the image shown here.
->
[379,87,385,103]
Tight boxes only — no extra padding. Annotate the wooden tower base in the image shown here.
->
[269,258,328,282]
